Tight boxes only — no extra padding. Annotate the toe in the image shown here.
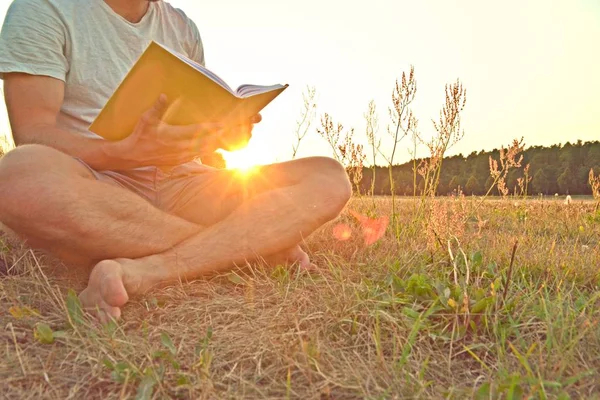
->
[79,259,129,322]
[300,262,319,272]
[103,305,122,322]
[94,298,122,323]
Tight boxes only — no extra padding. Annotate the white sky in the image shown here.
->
[1,0,599,168]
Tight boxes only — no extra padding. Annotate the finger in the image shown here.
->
[140,94,169,126]
[250,114,262,124]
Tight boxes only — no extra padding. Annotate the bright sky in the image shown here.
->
[1,0,599,168]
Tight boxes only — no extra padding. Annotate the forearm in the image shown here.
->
[14,124,138,171]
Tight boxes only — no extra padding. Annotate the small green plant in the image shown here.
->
[33,323,55,344]
[193,327,213,377]
[66,288,85,327]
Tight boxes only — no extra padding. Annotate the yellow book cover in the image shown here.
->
[89,41,288,141]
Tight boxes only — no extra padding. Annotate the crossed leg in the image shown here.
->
[158,163,319,268]
[0,144,352,319]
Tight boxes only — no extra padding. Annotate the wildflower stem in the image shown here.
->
[502,240,519,306]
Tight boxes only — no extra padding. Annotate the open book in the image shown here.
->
[89,41,288,141]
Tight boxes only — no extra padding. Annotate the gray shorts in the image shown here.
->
[76,159,251,226]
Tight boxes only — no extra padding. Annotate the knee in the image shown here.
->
[306,157,352,217]
[0,144,58,180]
[0,144,62,204]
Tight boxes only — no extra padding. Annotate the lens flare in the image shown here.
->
[333,223,352,241]
[361,216,389,245]
[348,210,389,245]
[332,210,389,245]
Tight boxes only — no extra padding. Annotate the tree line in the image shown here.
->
[356,140,600,196]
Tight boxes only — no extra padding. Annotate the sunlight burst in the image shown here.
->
[223,149,263,176]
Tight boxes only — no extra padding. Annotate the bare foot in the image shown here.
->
[79,260,129,322]
[263,245,317,271]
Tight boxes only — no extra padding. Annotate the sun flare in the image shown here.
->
[222,148,264,175]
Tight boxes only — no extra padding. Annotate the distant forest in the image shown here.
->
[357,140,600,196]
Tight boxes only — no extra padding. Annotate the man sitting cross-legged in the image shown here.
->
[0,0,351,320]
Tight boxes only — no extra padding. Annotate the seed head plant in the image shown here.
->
[417,79,467,200]
[379,66,418,225]
[317,113,343,161]
[291,86,317,159]
[317,114,366,195]
[338,129,367,195]
[426,190,467,252]
[486,138,525,199]
[364,100,380,198]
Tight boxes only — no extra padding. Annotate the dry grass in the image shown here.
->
[1,197,600,399]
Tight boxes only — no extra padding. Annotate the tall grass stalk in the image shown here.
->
[416,80,466,200]
[291,86,317,160]
[365,100,380,199]
[471,138,527,213]
[589,168,600,211]
[379,66,417,227]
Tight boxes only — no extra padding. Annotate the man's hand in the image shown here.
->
[105,95,225,167]
[105,95,261,167]
[5,72,260,170]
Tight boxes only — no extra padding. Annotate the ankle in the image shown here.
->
[119,255,166,295]
[116,259,145,295]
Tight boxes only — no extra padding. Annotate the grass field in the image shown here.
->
[1,196,600,399]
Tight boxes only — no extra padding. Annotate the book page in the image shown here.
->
[236,84,289,98]
[155,43,287,100]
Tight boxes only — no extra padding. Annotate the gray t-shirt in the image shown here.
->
[0,0,205,139]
